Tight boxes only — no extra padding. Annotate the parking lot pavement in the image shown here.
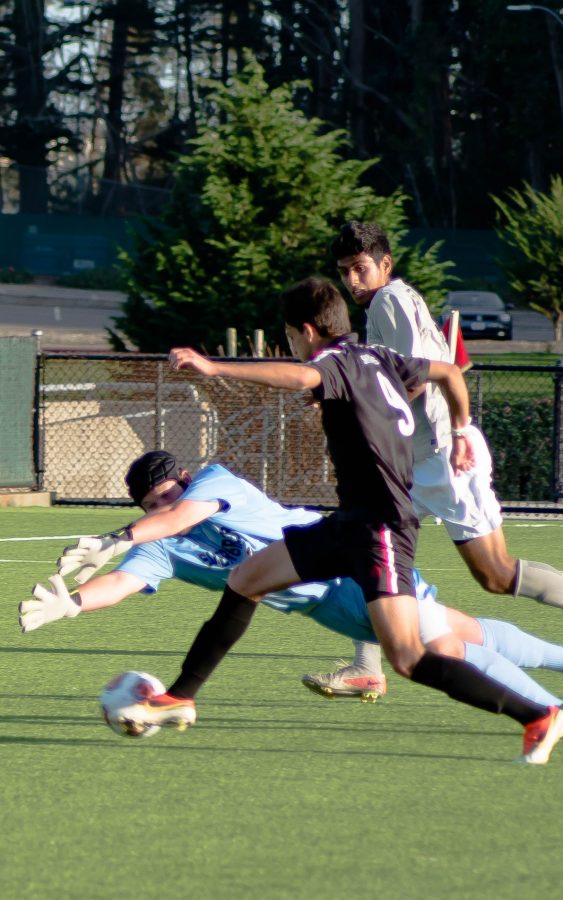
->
[0,284,560,353]
[0,283,127,349]
[510,308,554,342]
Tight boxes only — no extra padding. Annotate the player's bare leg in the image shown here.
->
[455,528,516,593]
[456,527,563,607]
[366,592,563,763]
[443,606,484,644]
[228,540,302,599]
[365,594,425,677]
[369,595,466,675]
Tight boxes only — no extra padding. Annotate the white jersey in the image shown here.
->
[365,277,502,540]
[366,277,451,461]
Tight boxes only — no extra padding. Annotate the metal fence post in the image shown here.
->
[155,360,164,449]
[552,360,563,501]
[473,369,484,428]
[32,330,44,491]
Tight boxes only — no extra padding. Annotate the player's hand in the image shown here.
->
[169,347,218,376]
[451,434,476,474]
[19,574,82,633]
[57,529,134,584]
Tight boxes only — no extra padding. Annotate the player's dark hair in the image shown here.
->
[330,221,392,263]
[125,450,178,506]
[281,277,351,337]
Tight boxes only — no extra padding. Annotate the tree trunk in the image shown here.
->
[554,312,562,343]
[546,17,563,123]
[177,0,197,137]
[348,0,366,156]
[101,10,129,189]
[410,0,423,32]
[12,0,49,212]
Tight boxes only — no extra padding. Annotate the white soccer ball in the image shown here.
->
[100,670,165,739]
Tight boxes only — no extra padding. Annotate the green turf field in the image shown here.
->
[2,507,563,899]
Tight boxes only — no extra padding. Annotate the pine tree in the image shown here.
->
[114,56,452,352]
[493,176,563,340]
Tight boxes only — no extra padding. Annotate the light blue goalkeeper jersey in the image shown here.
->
[116,463,436,643]
[117,464,321,599]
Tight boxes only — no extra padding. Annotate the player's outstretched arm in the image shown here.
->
[58,527,135,584]
[19,575,81,632]
[57,497,221,583]
[169,347,321,391]
[426,361,475,473]
[19,570,146,632]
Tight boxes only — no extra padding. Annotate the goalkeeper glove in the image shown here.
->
[57,526,134,584]
[19,574,82,633]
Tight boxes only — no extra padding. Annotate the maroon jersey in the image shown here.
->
[308,335,430,526]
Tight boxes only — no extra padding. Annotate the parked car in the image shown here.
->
[439,291,514,340]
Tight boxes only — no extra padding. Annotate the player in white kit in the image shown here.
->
[303,221,563,698]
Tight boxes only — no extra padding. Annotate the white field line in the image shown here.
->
[509,523,563,528]
[0,520,561,563]
[0,558,59,563]
[0,534,95,562]
[0,522,561,565]
[0,534,94,543]
[0,522,562,549]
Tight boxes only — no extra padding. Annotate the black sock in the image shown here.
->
[168,585,257,699]
[411,651,550,726]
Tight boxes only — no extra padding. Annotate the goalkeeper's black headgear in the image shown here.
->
[125,450,178,505]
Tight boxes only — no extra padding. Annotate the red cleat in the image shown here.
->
[131,692,197,732]
[519,706,563,765]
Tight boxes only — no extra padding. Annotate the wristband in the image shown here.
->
[111,525,134,541]
[69,589,83,609]
[451,417,472,438]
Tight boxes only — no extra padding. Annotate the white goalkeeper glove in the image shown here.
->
[19,574,82,633]
[57,527,134,584]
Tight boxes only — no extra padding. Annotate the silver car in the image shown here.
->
[441,291,514,340]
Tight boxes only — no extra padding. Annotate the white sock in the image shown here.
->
[352,640,382,674]
[515,559,563,608]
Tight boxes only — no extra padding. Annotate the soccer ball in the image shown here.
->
[100,670,165,739]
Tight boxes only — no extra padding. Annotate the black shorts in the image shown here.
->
[284,512,417,603]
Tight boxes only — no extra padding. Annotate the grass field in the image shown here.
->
[2,507,563,899]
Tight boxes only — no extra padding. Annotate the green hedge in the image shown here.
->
[481,397,553,500]
[0,267,33,283]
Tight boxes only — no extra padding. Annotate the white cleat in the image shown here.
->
[302,665,387,703]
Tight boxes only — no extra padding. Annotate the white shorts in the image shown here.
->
[417,593,451,644]
[411,425,502,543]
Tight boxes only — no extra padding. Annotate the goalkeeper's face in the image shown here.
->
[141,471,190,513]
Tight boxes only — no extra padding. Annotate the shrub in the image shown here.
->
[481,397,553,500]
[0,267,33,283]
[57,268,126,291]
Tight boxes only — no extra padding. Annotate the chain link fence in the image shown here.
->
[38,353,336,507]
[36,353,563,511]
